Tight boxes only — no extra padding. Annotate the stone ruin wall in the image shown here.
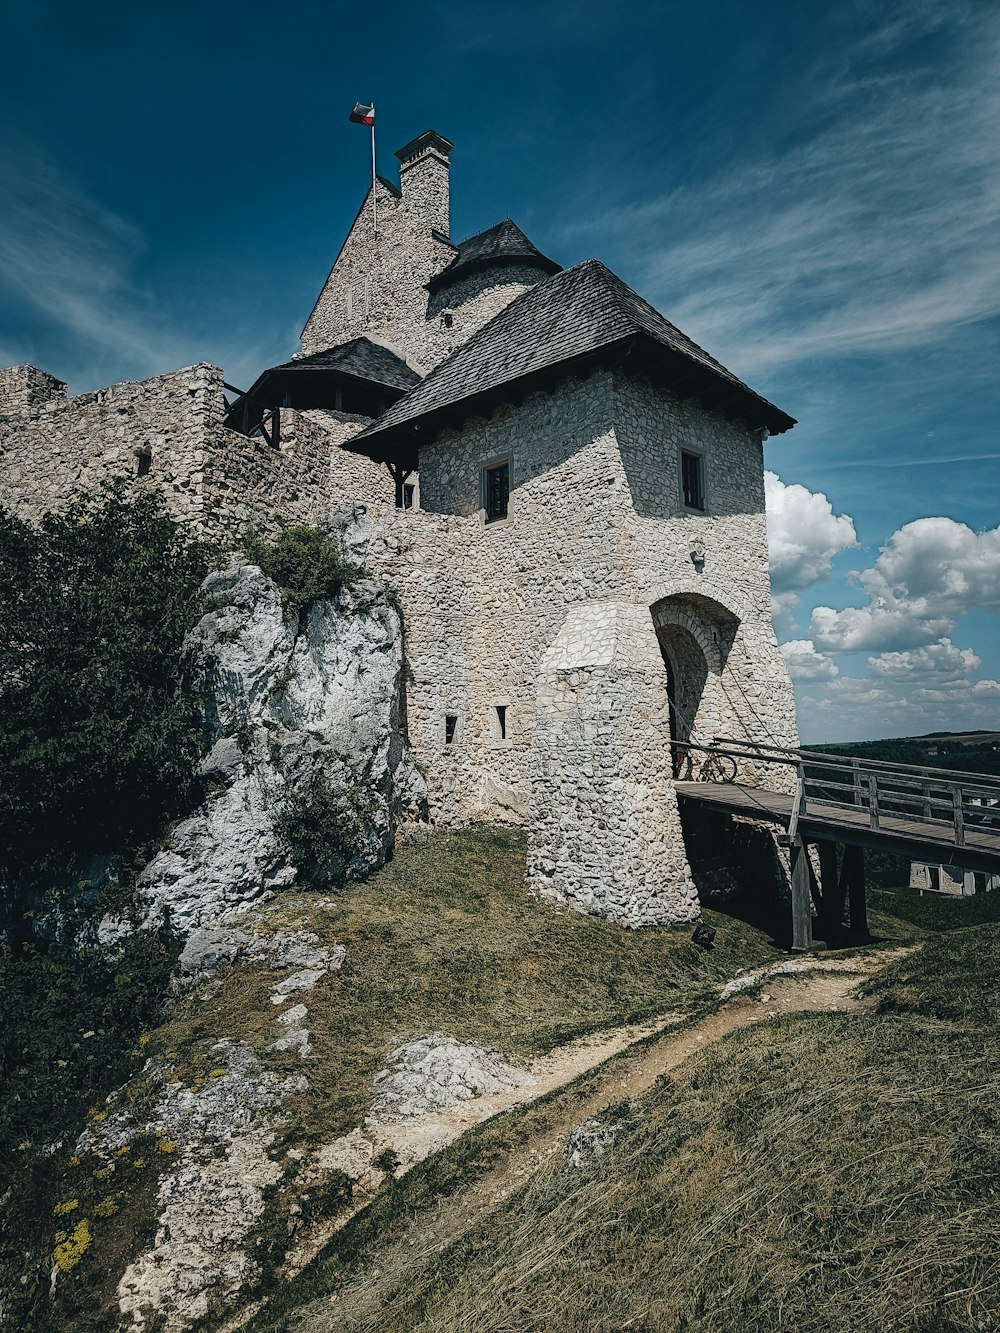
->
[365,366,799,925]
[204,408,393,541]
[0,361,393,544]
[0,362,218,529]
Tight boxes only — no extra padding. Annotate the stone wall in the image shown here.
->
[530,602,698,926]
[0,363,67,414]
[201,409,393,544]
[300,171,550,373]
[0,362,219,529]
[425,264,549,364]
[365,365,798,925]
[300,178,456,372]
[0,362,394,545]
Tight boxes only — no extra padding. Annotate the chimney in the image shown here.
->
[394,130,454,238]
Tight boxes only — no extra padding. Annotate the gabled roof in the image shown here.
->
[246,337,420,403]
[426,219,561,293]
[346,259,795,461]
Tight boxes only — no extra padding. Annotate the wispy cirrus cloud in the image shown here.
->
[564,4,1000,376]
[0,138,284,392]
[0,139,182,375]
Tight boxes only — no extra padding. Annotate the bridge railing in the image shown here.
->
[698,737,1000,849]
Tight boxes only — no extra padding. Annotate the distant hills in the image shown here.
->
[807,731,1000,779]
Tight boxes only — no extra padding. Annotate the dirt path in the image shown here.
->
[246,951,901,1332]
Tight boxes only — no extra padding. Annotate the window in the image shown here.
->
[442,311,454,328]
[496,705,507,740]
[402,483,416,510]
[681,451,704,510]
[974,872,987,895]
[135,450,152,477]
[483,460,509,523]
[444,714,458,746]
[928,867,940,891]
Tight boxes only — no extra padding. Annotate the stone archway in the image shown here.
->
[650,594,740,774]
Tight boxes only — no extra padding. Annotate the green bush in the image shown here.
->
[242,525,361,618]
[0,922,181,1180]
[277,774,378,890]
[0,485,210,937]
[0,486,209,1319]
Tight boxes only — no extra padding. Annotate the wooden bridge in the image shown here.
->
[673,738,1000,950]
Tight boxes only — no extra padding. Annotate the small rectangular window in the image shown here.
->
[496,705,507,740]
[444,714,458,746]
[402,483,415,509]
[974,872,987,894]
[483,461,509,523]
[681,451,704,510]
[928,867,940,891]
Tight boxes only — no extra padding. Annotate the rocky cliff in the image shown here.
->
[135,561,426,937]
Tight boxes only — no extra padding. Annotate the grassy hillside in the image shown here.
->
[250,913,1000,1333]
[155,826,785,1156]
[21,827,793,1330]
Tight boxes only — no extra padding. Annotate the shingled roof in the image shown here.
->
[426,219,561,293]
[245,337,421,403]
[346,259,795,462]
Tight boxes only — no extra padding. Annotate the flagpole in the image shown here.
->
[371,104,377,234]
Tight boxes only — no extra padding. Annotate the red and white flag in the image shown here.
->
[349,102,375,126]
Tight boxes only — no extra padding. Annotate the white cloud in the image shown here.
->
[764,471,857,607]
[780,639,839,681]
[811,518,1000,651]
[795,670,1000,743]
[857,518,1000,617]
[869,638,981,679]
[809,604,951,652]
[564,5,1000,377]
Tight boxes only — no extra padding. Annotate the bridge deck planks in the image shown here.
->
[674,781,1000,871]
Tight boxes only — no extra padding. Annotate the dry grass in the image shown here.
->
[251,919,1000,1333]
[353,1007,1000,1332]
[156,825,785,1152]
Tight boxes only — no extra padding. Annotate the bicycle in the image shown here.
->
[675,747,738,783]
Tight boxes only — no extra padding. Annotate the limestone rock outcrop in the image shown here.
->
[368,1034,528,1121]
[137,562,425,934]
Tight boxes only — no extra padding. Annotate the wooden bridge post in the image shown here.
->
[817,839,843,946]
[790,837,813,951]
[844,844,868,940]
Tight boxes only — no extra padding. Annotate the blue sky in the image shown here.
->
[2,0,997,743]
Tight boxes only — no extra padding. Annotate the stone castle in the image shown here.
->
[0,129,800,927]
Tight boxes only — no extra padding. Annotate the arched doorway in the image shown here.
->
[656,623,708,775]
[650,594,740,777]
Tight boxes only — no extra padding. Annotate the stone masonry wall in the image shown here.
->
[300,179,551,374]
[365,366,798,925]
[0,362,394,546]
[0,363,220,529]
[300,179,456,373]
[201,409,393,544]
[424,264,549,365]
[0,364,67,414]
[530,602,698,925]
